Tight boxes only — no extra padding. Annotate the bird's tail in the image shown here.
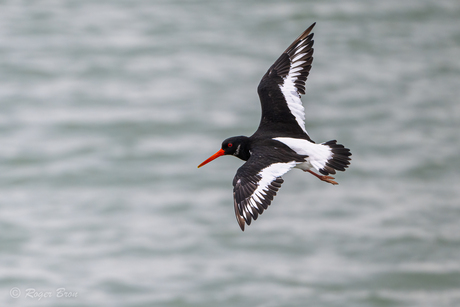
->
[318,140,352,176]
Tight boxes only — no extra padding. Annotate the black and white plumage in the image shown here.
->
[198,23,352,231]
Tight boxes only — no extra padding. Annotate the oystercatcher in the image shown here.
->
[198,23,351,231]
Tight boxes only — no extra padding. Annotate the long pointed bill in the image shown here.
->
[198,149,225,168]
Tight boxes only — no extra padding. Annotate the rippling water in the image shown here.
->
[1,1,459,306]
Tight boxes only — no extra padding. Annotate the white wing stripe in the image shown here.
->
[278,45,311,134]
[252,162,296,200]
[290,62,306,71]
[289,68,304,74]
[253,192,263,203]
[292,52,307,62]
[250,198,258,211]
[279,82,307,133]
[292,45,308,56]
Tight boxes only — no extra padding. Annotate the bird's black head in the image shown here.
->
[221,136,251,160]
[198,136,250,168]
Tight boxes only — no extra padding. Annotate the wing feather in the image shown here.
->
[232,160,297,231]
[256,23,316,139]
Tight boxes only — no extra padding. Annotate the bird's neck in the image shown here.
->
[234,138,251,161]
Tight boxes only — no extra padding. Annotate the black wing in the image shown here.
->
[232,156,297,231]
[256,23,315,139]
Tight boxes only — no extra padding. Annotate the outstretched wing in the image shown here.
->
[233,158,297,231]
[256,23,315,138]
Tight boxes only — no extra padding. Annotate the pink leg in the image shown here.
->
[306,170,338,185]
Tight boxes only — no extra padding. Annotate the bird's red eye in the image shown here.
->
[228,143,233,147]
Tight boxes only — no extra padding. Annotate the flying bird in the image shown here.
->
[198,23,351,231]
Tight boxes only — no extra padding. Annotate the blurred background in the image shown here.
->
[0,0,459,306]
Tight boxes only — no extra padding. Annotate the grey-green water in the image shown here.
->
[1,1,459,306]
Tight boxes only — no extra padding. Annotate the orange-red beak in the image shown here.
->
[197,149,225,168]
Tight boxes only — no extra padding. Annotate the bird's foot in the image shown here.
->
[305,170,338,185]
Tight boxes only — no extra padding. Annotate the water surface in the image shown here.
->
[0,1,459,306]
